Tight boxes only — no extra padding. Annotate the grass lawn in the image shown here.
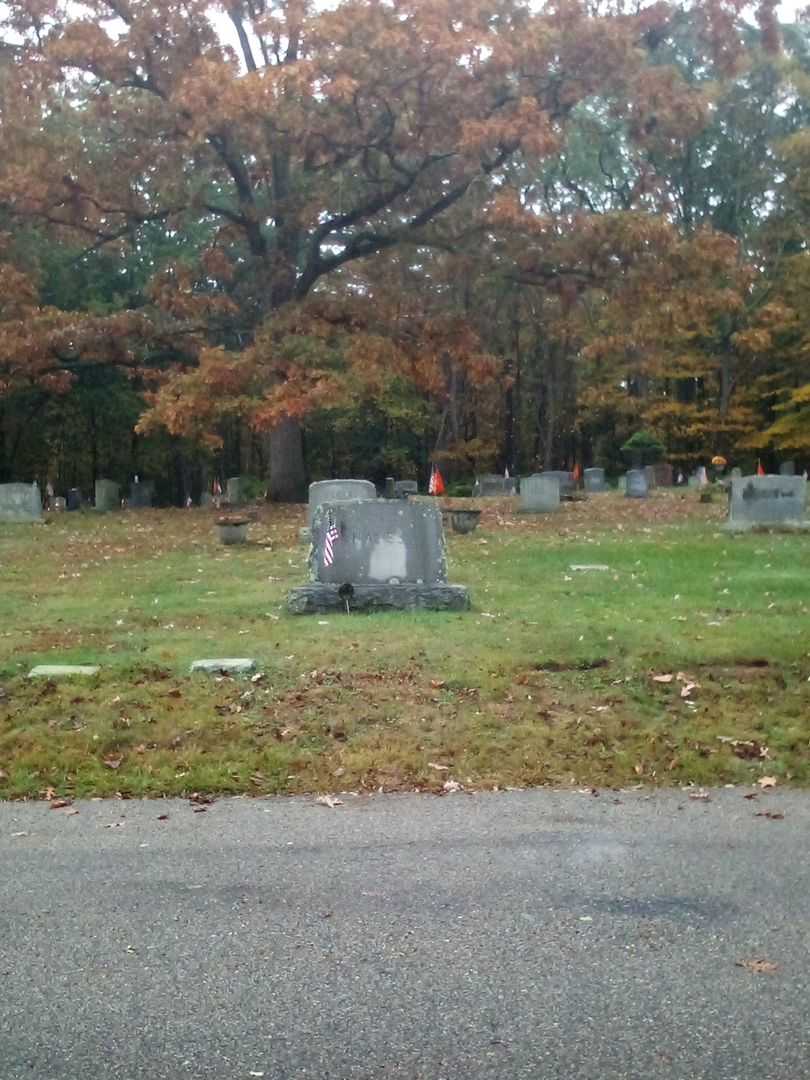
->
[1,491,809,799]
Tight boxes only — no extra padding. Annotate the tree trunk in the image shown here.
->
[269,417,307,501]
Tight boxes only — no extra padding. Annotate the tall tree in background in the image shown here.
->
[0,0,730,497]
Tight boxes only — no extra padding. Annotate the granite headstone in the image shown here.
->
[129,480,154,508]
[288,500,469,613]
[727,475,807,531]
[472,475,517,497]
[95,478,120,512]
[583,468,608,493]
[0,482,42,523]
[520,474,560,513]
[625,469,648,498]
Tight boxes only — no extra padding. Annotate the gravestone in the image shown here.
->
[66,488,82,512]
[129,480,154,508]
[393,480,419,499]
[190,658,258,675]
[625,469,648,498]
[0,482,42,523]
[226,476,244,505]
[687,474,699,490]
[95,478,120,512]
[731,467,742,480]
[472,475,516,497]
[520,474,560,513]
[644,465,657,490]
[288,500,469,613]
[779,461,796,477]
[200,492,213,508]
[384,477,396,498]
[653,463,674,487]
[617,475,627,493]
[726,475,807,531]
[308,479,376,525]
[696,466,709,487]
[28,664,99,678]
[583,468,608,494]
[542,471,575,498]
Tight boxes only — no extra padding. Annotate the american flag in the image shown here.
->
[323,514,340,568]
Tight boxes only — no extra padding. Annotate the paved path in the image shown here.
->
[1,788,809,1080]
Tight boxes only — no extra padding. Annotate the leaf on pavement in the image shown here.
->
[315,794,343,808]
[49,797,73,809]
[757,776,777,789]
[736,958,779,974]
[754,810,785,820]
[688,791,710,801]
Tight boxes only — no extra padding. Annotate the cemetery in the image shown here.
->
[1,481,809,800]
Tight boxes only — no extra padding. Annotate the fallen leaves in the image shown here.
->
[736,958,779,974]
[757,776,778,789]
[49,797,73,810]
[754,810,785,820]
[103,754,123,770]
[442,779,463,794]
[315,794,343,808]
[189,792,214,812]
[427,762,450,772]
[652,674,674,684]
[688,791,710,801]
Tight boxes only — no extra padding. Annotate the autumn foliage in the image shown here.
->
[0,0,808,495]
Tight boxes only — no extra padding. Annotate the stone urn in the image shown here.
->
[447,508,481,534]
[216,516,249,545]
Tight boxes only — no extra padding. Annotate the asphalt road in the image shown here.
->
[1,787,809,1080]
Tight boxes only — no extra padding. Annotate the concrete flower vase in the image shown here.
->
[216,517,249,545]
[447,508,481,534]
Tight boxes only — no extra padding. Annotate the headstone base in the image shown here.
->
[287,583,471,614]
[724,519,810,534]
[190,658,258,675]
[28,665,100,678]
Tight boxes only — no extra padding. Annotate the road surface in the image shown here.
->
[2,788,809,1079]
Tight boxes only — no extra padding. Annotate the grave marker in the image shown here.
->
[0,483,42,523]
[472,475,516,497]
[308,479,376,525]
[95,478,120,512]
[726,475,807,531]
[519,474,560,513]
[289,500,469,613]
[542,470,575,498]
[625,469,648,498]
[583,468,608,493]
[129,480,154,508]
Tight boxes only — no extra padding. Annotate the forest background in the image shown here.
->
[2,0,810,503]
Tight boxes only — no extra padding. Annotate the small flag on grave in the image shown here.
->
[428,464,445,496]
[323,512,340,568]
[757,460,766,476]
